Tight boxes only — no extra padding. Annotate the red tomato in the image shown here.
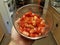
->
[20,17,25,21]
[36,29,41,33]
[28,21,32,24]
[39,33,41,36]
[25,28,31,32]
[40,28,45,35]
[29,33,35,37]
[16,11,47,37]
[22,31,29,36]
[36,19,41,26]
[19,22,25,27]
[32,27,40,33]
[25,17,29,20]
[32,13,39,17]
[31,13,35,17]
[23,15,25,18]
[24,11,32,17]
[19,27,23,33]
[36,15,40,18]
[39,24,45,27]
[29,33,39,37]
[30,29,36,33]
[34,34,39,37]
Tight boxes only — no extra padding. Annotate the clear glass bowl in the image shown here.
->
[12,4,53,40]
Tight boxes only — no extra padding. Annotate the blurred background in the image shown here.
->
[0,0,60,45]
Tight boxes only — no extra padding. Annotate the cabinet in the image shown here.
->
[52,15,60,45]
[46,5,60,45]
[51,8,60,45]
[0,0,15,33]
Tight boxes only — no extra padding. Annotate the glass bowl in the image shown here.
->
[12,4,53,40]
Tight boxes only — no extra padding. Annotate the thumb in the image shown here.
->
[11,26,21,41]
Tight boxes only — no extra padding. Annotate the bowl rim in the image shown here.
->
[16,4,43,13]
[13,4,50,40]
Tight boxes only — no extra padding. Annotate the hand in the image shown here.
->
[9,26,35,45]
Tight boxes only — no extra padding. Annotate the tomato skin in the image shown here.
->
[24,11,32,17]
[28,21,32,24]
[24,17,29,22]
[19,22,25,27]
[22,31,29,36]
[36,19,41,26]
[36,17,43,27]
[29,33,39,37]
[20,17,25,21]
[32,13,40,18]
[39,24,45,27]
[29,33,35,37]
[18,27,23,33]
[36,30,41,33]
[30,29,35,34]
[24,27,31,32]
[39,33,41,36]
[40,28,46,35]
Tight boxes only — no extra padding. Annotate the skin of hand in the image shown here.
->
[9,26,35,45]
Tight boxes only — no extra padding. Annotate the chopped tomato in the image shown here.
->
[36,19,41,26]
[18,27,23,32]
[30,29,36,33]
[25,28,31,32]
[39,33,41,36]
[39,24,45,27]
[29,33,39,37]
[22,31,29,36]
[24,11,32,17]
[19,22,25,27]
[36,30,41,33]
[16,11,48,37]
[40,28,45,35]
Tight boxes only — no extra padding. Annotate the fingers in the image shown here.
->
[14,18,20,31]
[15,18,20,23]
[11,26,21,40]
[12,18,21,39]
